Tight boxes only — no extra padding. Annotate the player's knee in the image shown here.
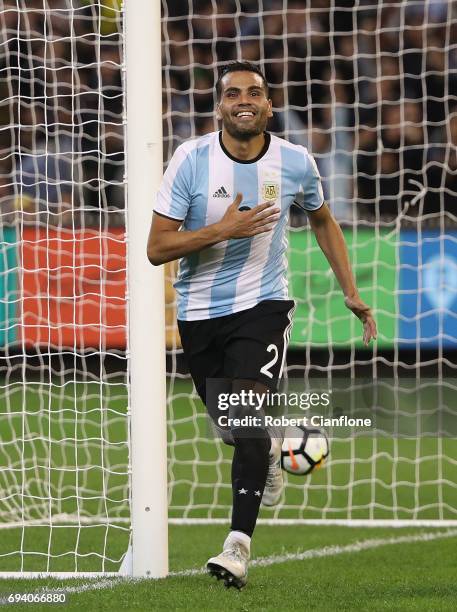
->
[214,425,234,446]
[227,379,272,459]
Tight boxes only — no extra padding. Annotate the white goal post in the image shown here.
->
[125,0,168,579]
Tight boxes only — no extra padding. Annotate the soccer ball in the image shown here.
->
[281,425,329,475]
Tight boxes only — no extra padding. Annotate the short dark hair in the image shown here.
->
[215,61,269,99]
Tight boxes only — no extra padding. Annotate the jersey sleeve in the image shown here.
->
[300,151,325,212]
[155,145,193,221]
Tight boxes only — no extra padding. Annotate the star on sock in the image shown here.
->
[254,490,261,497]
[238,488,248,495]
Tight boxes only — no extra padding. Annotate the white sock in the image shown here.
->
[226,530,251,553]
[269,436,281,458]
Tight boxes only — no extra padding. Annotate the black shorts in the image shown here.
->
[178,299,295,406]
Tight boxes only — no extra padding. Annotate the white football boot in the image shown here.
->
[206,532,250,589]
[261,437,283,506]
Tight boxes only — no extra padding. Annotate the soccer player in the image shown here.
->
[147,61,377,588]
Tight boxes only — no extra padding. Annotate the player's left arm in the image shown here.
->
[307,203,377,345]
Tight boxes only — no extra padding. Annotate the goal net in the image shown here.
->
[1,0,457,577]
[163,0,457,525]
[0,0,129,574]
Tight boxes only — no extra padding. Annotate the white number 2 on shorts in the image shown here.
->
[260,344,279,379]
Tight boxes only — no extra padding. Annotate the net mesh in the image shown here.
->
[0,0,129,572]
[162,0,457,522]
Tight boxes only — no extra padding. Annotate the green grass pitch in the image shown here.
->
[1,525,457,611]
[1,378,456,609]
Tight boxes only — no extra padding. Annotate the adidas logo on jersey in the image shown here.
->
[213,186,231,198]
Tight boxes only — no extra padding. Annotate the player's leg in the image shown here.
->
[229,378,272,534]
[207,377,269,588]
[225,299,295,509]
[178,318,252,588]
[206,300,295,588]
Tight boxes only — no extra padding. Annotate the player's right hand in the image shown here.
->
[216,193,281,240]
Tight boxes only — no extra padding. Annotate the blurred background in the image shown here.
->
[1,1,455,226]
[0,0,456,361]
[162,0,457,226]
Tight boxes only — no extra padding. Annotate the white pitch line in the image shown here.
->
[49,578,122,594]
[169,528,457,577]
[1,528,456,602]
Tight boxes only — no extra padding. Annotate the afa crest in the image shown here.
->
[262,182,279,202]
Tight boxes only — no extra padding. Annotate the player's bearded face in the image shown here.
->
[217,72,273,140]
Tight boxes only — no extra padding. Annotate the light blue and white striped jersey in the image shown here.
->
[155,131,324,321]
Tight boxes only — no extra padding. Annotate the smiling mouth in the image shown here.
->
[234,111,256,119]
